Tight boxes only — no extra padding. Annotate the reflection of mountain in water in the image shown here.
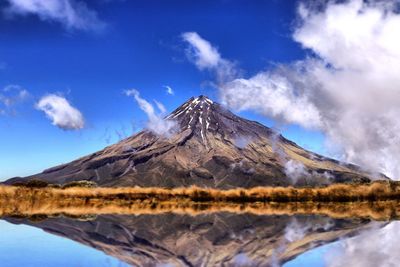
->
[5,213,379,267]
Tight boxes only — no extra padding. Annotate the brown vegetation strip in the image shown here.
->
[4,181,400,202]
[2,182,400,220]
[2,198,400,221]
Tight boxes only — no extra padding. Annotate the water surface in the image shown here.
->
[0,212,393,266]
[0,220,128,267]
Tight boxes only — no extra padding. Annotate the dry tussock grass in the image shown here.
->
[1,181,400,220]
[2,181,400,202]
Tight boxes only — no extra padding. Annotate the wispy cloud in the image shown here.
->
[183,1,400,179]
[164,85,174,95]
[0,84,30,115]
[125,89,176,137]
[153,99,167,114]
[182,31,238,82]
[181,32,221,69]
[4,0,106,32]
[284,160,309,184]
[36,94,85,130]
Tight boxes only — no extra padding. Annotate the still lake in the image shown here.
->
[0,212,394,267]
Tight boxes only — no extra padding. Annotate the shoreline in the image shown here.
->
[2,182,400,220]
[1,198,400,221]
[2,180,400,202]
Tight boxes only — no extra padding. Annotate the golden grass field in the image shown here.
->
[2,181,400,220]
[4,180,400,202]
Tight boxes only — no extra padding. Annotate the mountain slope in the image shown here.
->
[6,95,383,188]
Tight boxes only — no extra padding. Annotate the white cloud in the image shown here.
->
[0,84,30,115]
[4,0,106,32]
[164,85,174,95]
[184,1,400,179]
[36,94,85,130]
[125,89,177,137]
[182,31,238,82]
[153,99,167,114]
[220,71,323,129]
[182,32,221,70]
[284,159,309,183]
[289,0,400,179]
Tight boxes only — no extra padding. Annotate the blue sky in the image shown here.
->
[0,0,336,180]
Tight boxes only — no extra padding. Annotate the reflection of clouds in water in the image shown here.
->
[270,218,309,267]
[325,222,397,267]
[232,253,254,266]
[224,217,337,267]
[230,228,255,241]
[271,217,336,267]
[284,218,308,242]
[156,264,175,267]
[285,217,335,242]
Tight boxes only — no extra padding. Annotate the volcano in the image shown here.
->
[6,95,382,188]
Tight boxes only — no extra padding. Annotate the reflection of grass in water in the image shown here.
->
[1,199,400,221]
[2,182,400,220]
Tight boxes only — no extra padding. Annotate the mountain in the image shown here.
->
[5,95,383,188]
[4,213,378,267]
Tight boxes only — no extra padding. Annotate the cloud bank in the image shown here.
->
[183,0,400,179]
[4,0,105,32]
[125,89,176,137]
[36,94,85,130]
